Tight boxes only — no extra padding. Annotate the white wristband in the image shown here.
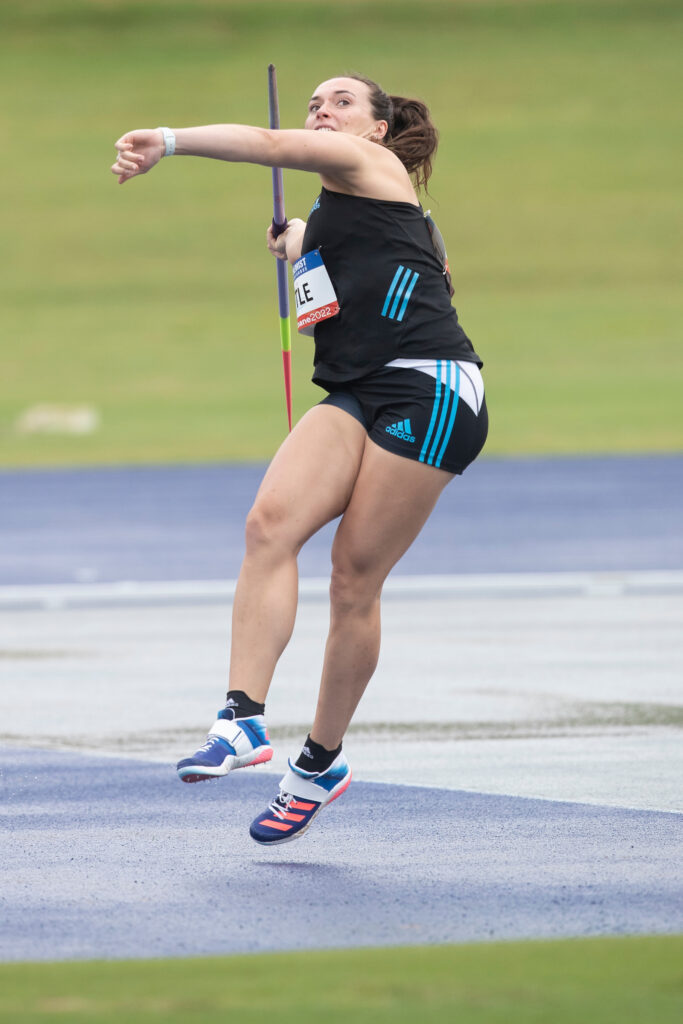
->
[158,126,176,157]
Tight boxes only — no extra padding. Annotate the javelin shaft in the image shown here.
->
[268,64,287,234]
[267,64,292,431]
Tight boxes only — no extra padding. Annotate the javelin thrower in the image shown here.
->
[112,72,488,844]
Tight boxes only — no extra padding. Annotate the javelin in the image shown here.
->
[267,64,292,433]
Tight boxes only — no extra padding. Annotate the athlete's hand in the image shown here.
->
[266,222,288,261]
[111,130,164,184]
[266,218,306,263]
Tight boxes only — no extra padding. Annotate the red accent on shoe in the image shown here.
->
[260,819,293,832]
[250,748,273,765]
[328,773,352,803]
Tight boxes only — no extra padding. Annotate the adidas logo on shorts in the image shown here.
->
[385,419,416,443]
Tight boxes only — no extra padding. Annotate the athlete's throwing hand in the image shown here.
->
[112,130,164,184]
[266,218,307,264]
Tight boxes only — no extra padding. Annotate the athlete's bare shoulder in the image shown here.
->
[319,139,419,206]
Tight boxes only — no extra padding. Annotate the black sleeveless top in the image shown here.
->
[301,187,481,385]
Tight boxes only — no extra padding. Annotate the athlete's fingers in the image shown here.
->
[115,144,144,164]
[266,224,288,259]
[114,135,149,165]
[111,161,138,183]
[111,160,137,177]
[114,155,137,171]
[267,244,288,261]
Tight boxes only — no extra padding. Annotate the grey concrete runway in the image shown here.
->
[1,577,682,812]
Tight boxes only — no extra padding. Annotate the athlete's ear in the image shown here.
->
[374,120,389,141]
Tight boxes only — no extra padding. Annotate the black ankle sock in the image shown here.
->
[295,734,342,774]
[221,690,265,719]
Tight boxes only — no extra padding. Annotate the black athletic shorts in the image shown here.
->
[318,359,488,475]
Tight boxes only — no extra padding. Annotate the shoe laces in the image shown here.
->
[268,792,295,820]
[197,735,230,756]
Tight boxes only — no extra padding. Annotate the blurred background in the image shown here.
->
[1,0,681,467]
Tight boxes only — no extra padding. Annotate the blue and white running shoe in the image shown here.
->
[249,752,351,845]
[176,706,272,783]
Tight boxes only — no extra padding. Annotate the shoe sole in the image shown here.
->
[177,744,272,783]
[250,771,352,845]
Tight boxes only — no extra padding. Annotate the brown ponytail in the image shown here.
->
[347,74,439,191]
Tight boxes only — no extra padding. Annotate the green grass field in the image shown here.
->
[1,936,681,1023]
[1,0,681,465]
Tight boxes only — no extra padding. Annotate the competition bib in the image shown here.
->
[293,249,340,336]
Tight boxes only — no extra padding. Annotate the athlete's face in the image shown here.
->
[305,77,387,140]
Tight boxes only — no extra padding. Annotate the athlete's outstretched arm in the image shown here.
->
[111,125,382,186]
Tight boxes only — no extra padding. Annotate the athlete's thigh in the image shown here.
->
[331,437,454,577]
[252,403,367,549]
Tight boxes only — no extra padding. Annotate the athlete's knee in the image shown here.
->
[329,550,382,615]
[244,496,293,558]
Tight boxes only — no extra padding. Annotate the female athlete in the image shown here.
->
[111,74,488,845]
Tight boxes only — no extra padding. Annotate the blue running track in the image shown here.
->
[1,749,681,962]
[1,454,682,585]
